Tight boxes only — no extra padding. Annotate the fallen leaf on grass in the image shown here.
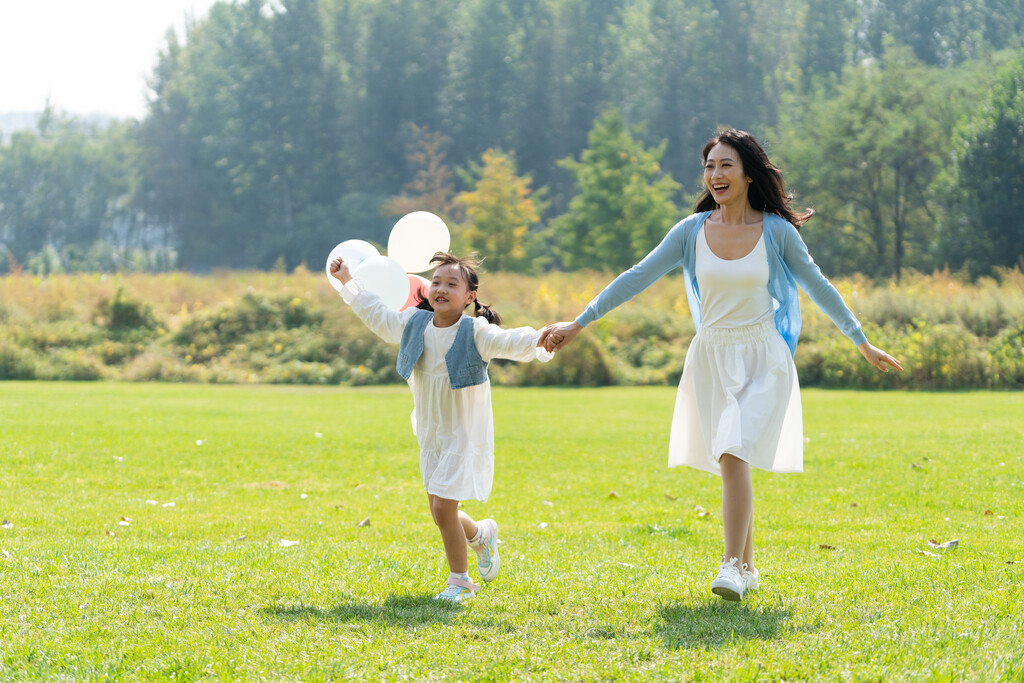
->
[928,539,959,550]
[278,539,300,547]
[917,550,941,558]
[664,493,678,501]
[617,561,635,568]
[107,530,116,537]
[300,493,308,500]
[195,440,205,446]
[112,456,124,462]
[819,544,836,550]
[542,500,554,507]
[695,505,711,518]
[162,502,176,508]
[1007,558,1022,565]
[78,603,90,610]
[314,432,323,439]
[1,519,13,530]
[985,509,993,516]
[233,534,247,542]
[117,517,131,527]
[537,522,549,529]
[1,549,10,561]
[607,491,619,499]
[850,502,859,508]
[145,500,158,505]
[357,516,371,527]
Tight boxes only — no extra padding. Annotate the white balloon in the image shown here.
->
[325,240,379,292]
[387,211,451,273]
[352,256,409,310]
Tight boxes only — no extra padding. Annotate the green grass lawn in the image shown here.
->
[1,382,1022,681]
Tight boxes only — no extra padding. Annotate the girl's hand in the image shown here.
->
[857,342,903,373]
[329,257,352,284]
[540,321,583,353]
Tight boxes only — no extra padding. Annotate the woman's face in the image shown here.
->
[429,263,476,316]
[704,142,751,206]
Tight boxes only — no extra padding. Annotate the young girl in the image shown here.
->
[541,129,902,601]
[330,251,552,602]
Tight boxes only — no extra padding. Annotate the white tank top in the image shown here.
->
[695,224,773,328]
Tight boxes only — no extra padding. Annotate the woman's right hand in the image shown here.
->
[539,321,583,353]
[329,257,352,284]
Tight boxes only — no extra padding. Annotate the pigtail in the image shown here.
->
[473,299,502,326]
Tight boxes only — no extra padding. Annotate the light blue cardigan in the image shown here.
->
[575,211,867,355]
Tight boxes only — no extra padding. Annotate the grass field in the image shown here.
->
[1,382,1022,681]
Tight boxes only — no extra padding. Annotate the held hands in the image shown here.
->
[538,321,583,353]
[329,256,353,284]
[857,342,903,373]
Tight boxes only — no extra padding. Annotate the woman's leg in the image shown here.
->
[719,453,753,565]
[428,494,477,573]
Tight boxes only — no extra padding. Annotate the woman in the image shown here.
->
[540,129,901,601]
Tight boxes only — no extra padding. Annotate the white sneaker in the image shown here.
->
[469,519,500,582]
[711,558,745,601]
[434,576,480,603]
[742,564,759,592]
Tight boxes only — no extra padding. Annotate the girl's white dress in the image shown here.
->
[668,226,803,474]
[341,279,551,501]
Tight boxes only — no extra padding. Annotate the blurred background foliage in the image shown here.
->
[1,268,1022,389]
[1,0,1023,279]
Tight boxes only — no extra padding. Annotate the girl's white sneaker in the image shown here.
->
[434,576,480,603]
[470,519,500,582]
[710,558,745,601]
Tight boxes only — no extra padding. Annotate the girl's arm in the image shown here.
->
[473,317,554,363]
[331,258,413,344]
[340,280,415,344]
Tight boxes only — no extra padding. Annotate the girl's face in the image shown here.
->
[704,142,751,206]
[429,263,476,317]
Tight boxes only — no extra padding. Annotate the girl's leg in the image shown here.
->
[428,494,475,573]
[719,453,753,566]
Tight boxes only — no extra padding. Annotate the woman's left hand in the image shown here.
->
[857,342,903,373]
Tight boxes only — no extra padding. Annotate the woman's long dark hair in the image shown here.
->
[693,129,814,228]
[415,251,502,325]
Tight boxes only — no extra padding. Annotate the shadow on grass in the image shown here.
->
[655,599,793,649]
[262,593,507,629]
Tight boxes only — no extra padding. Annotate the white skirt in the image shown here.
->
[668,314,803,475]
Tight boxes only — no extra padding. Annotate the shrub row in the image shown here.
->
[1,269,1022,389]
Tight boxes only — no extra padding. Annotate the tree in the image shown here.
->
[548,109,680,271]
[383,123,456,221]
[0,108,139,271]
[454,149,542,272]
[945,59,1024,276]
[777,48,947,279]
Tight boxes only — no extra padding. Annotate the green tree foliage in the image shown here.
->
[383,124,456,222]
[549,109,680,271]
[139,0,344,270]
[0,109,141,272]
[454,149,542,272]
[3,0,1023,277]
[945,60,1024,276]
[778,49,951,279]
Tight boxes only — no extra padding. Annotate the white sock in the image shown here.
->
[468,526,484,546]
[449,571,470,582]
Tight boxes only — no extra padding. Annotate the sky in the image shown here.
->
[0,0,222,120]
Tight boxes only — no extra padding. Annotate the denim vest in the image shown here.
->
[396,310,489,389]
